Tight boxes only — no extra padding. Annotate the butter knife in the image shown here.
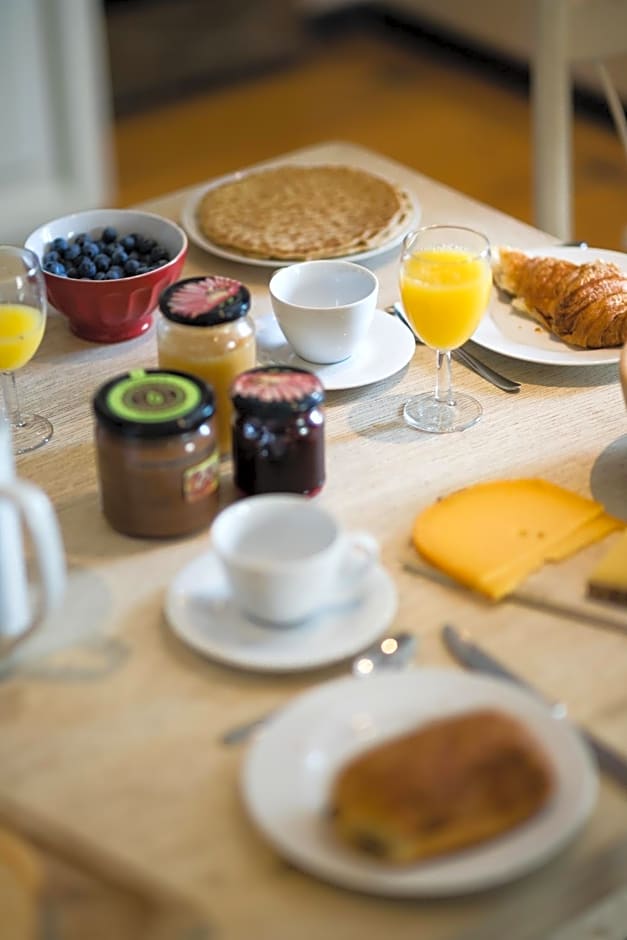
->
[387,303,521,393]
[442,623,627,788]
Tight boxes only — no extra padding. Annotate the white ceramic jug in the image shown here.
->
[0,421,65,655]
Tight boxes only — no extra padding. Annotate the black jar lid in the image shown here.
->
[93,368,215,438]
[159,275,250,327]
[230,366,324,419]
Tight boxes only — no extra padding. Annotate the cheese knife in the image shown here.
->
[441,623,627,788]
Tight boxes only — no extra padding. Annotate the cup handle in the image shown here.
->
[0,481,66,656]
[335,531,379,602]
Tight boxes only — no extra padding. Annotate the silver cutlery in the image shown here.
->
[220,631,417,746]
[442,623,627,788]
[386,303,521,393]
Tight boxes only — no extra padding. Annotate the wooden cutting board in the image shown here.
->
[402,535,627,635]
[0,795,212,940]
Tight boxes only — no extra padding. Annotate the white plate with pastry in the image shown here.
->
[242,668,597,897]
[473,245,627,366]
[181,163,419,268]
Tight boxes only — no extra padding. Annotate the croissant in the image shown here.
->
[493,247,627,348]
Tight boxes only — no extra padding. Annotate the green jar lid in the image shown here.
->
[93,368,215,438]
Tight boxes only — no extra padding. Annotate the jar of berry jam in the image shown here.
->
[230,366,325,496]
[93,368,219,538]
[157,275,255,456]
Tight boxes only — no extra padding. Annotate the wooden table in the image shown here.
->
[2,141,627,939]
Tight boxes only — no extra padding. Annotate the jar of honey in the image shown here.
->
[93,368,219,538]
[231,366,325,496]
[157,276,255,455]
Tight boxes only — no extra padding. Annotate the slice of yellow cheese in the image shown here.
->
[587,529,627,605]
[412,479,623,601]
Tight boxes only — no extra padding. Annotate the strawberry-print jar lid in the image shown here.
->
[159,275,250,326]
[231,366,324,418]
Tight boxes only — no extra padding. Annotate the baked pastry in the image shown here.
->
[493,246,627,348]
[0,828,41,940]
[328,709,554,864]
[196,164,413,261]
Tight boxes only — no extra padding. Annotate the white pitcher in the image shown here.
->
[0,420,65,655]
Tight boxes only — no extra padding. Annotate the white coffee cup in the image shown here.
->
[0,422,66,656]
[211,493,378,625]
[269,259,379,364]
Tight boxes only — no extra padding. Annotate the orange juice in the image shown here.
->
[400,247,491,350]
[0,304,45,370]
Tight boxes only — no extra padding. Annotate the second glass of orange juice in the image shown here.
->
[399,225,491,433]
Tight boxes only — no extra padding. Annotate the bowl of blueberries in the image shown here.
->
[25,208,188,343]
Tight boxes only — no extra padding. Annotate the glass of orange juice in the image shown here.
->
[0,246,52,453]
[399,225,492,433]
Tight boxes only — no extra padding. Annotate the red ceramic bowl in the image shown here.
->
[25,209,188,343]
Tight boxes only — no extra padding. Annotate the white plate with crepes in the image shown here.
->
[473,245,627,366]
[180,165,420,268]
[242,668,598,897]
[255,308,415,391]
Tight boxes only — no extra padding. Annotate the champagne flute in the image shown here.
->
[399,225,492,433]
[0,246,53,453]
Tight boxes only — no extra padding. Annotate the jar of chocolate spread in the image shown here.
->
[93,368,219,538]
[230,366,325,496]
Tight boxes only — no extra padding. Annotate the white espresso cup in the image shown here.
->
[269,259,379,364]
[211,493,379,625]
[0,422,66,656]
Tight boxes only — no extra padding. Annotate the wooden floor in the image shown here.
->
[113,21,627,250]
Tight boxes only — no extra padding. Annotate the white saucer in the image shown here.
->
[255,309,415,391]
[164,551,398,673]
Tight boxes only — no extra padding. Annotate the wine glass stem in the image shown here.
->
[434,350,454,406]
[0,371,23,427]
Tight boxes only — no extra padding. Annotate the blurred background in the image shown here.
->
[2,0,626,248]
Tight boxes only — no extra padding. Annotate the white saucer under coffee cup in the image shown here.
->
[210,493,379,626]
[269,260,379,364]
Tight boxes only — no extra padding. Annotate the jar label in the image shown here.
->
[183,452,219,502]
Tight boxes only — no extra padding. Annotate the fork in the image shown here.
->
[385,303,521,394]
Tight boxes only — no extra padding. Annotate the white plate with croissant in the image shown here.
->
[474,245,627,366]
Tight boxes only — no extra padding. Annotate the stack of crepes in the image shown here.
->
[196,164,414,261]
[412,478,624,600]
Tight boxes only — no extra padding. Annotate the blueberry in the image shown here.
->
[43,250,61,265]
[63,244,81,262]
[94,271,107,280]
[124,258,141,276]
[120,235,136,251]
[51,237,69,252]
[110,247,128,265]
[82,241,99,259]
[94,253,110,272]
[149,245,169,263]
[44,260,66,275]
[74,232,90,245]
[66,267,80,278]
[78,258,96,278]
[136,264,149,275]
[103,243,118,257]
[101,226,118,244]
[135,236,153,254]
[105,267,122,279]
